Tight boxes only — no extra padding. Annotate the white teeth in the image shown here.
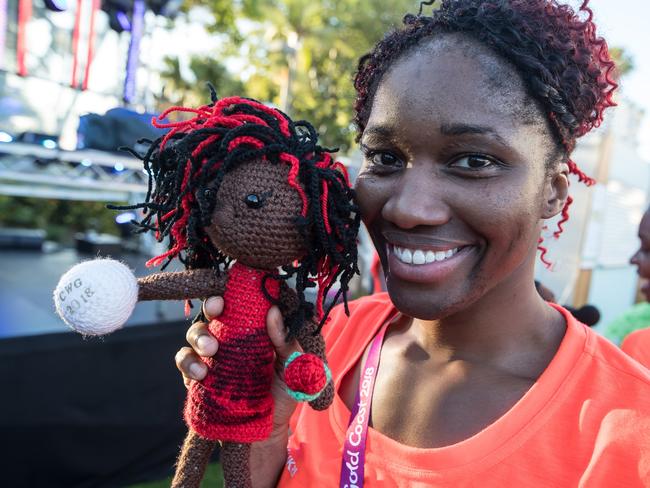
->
[412,250,425,264]
[393,245,460,266]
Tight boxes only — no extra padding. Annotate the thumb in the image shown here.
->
[266,306,303,364]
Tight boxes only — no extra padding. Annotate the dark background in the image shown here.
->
[0,248,206,487]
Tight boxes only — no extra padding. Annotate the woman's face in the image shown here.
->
[354,36,568,320]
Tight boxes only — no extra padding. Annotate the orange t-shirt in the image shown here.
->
[622,328,650,369]
[278,293,650,487]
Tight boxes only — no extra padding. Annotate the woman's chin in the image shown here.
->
[385,280,479,321]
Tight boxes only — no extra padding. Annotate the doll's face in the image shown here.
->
[204,159,306,269]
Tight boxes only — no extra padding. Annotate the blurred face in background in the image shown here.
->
[630,209,650,301]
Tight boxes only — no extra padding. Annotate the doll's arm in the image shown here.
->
[138,268,227,301]
[278,282,325,359]
[54,259,227,336]
[279,282,334,411]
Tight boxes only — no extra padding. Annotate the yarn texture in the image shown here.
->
[185,262,279,442]
[53,259,138,335]
[66,93,360,488]
[284,352,331,401]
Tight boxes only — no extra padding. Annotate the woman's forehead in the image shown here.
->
[368,36,541,132]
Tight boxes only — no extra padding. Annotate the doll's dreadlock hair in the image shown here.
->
[354,0,617,267]
[113,88,359,336]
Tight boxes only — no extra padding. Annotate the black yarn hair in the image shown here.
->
[111,88,360,337]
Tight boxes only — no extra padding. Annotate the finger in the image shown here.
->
[266,306,303,364]
[186,321,219,357]
[175,346,207,381]
[202,296,224,320]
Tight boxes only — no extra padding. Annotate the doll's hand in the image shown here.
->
[175,296,302,436]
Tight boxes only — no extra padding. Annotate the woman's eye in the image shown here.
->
[450,155,497,171]
[366,151,402,168]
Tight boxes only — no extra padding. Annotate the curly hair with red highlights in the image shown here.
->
[353,0,618,263]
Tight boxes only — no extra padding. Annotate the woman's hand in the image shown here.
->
[175,296,301,440]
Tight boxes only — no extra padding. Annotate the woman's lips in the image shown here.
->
[382,230,473,251]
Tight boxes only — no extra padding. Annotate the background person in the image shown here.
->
[608,206,650,367]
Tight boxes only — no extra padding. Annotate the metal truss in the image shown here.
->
[0,142,147,202]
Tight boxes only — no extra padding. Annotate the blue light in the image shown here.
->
[42,139,57,149]
[114,163,125,171]
[115,212,136,224]
[0,131,12,143]
[81,159,92,167]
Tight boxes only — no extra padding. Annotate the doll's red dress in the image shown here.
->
[185,262,279,442]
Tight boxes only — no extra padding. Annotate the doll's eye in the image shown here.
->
[244,190,273,209]
[245,193,264,209]
[203,188,216,201]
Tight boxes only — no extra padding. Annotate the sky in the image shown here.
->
[589,0,650,159]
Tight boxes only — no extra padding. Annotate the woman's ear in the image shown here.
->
[542,162,570,219]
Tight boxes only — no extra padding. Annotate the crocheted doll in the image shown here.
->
[54,88,360,487]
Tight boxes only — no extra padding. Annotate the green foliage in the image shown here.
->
[127,461,223,488]
[158,57,246,107]
[605,302,650,345]
[159,0,415,152]
[0,196,123,243]
[609,47,634,78]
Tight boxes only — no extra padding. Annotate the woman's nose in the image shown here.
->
[630,251,641,266]
[381,165,451,229]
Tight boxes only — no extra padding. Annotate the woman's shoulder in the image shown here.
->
[580,317,650,392]
[550,304,650,406]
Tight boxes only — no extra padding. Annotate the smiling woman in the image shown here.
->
[177,1,650,487]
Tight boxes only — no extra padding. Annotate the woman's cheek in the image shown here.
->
[476,193,540,257]
[354,174,387,224]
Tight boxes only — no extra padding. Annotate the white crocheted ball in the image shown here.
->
[53,259,138,336]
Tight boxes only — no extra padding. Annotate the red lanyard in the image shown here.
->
[339,314,396,487]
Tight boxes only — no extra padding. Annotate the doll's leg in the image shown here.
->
[172,429,217,488]
[221,442,252,488]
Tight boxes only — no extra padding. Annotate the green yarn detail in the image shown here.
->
[284,352,332,402]
[284,351,303,368]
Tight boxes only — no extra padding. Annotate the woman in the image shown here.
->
[176,1,650,486]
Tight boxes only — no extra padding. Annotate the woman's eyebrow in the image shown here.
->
[439,123,508,146]
[361,126,394,140]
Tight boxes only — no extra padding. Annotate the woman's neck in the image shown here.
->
[402,267,566,379]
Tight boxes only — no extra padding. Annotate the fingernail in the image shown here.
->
[203,296,222,318]
[197,335,214,353]
[189,363,205,379]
